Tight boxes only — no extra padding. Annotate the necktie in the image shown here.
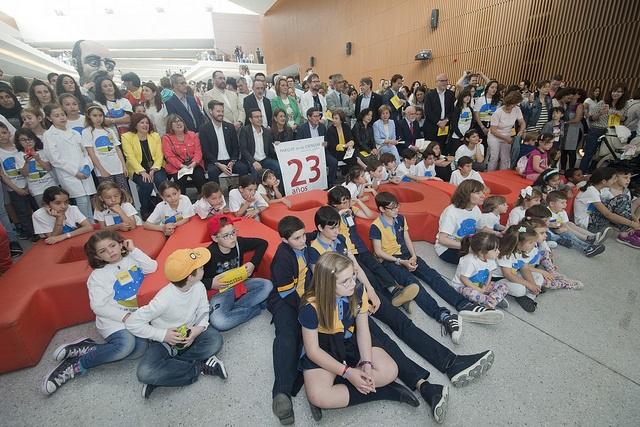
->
[338,93,343,104]
[409,121,413,134]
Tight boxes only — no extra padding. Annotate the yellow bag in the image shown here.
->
[218,265,249,293]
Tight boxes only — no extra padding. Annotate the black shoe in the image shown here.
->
[420,383,449,424]
[201,355,228,379]
[30,235,40,243]
[273,393,294,425]
[53,337,97,361]
[446,350,494,387]
[387,381,420,407]
[16,228,29,240]
[557,238,573,248]
[40,357,82,395]
[391,283,419,307]
[441,314,462,345]
[10,241,23,256]
[309,401,322,421]
[142,384,156,399]
[584,244,605,257]
[514,296,537,312]
[458,303,504,324]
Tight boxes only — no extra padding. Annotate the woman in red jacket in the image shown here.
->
[162,114,206,195]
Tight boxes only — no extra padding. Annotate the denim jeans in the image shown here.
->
[8,191,35,236]
[325,151,338,188]
[209,278,272,331]
[270,302,302,398]
[580,127,607,172]
[136,327,223,387]
[550,230,590,251]
[73,195,93,222]
[438,248,461,265]
[246,158,282,181]
[132,169,168,217]
[80,328,147,370]
[0,184,17,242]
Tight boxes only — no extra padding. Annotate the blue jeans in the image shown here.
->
[73,195,93,223]
[80,328,147,370]
[247,158,282,181]
[325,151,338,188]
[580,127,606,172]
[550,230,590,251]
[209,278,272,331]
[132,169,168,217]
[136,327,223,387]
[0,184,17,242]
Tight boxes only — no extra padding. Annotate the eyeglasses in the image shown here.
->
[218,229,237,240]
[83,56,116,72]
[336,274,357,288]
[384,204,400,210]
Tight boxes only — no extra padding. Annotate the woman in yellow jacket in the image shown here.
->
[121,113,168,219]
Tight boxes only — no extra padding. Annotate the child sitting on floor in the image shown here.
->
[449,156,485,186]
[343,165,376,200]
[92,181,141,231]
[414,150,442,181]
[364,158,386,189]
[143,180,194,236]
[478,195,508,236]
[507,186,542,226]
[228,175,269,220]
[379,153,402,185]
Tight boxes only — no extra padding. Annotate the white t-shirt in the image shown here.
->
[549,209,570,228]
[449,169,485,186]
[146,195,195,225]
[32,205,87,235]
[102,98,133,135]
[474,96,498,123]
[478,212,502,231]
[523,245,542,266]
[494,252,526,278]
[452,253,496,291]
[93,202,141,226]
[396,162,417,182]
[574,186,601,229]
[487,106,523,146]
[14,149,58,196]
[507,206,526,227]
[81,127,123,176]
[193,196,227,219]
[455,144,485,162]
[66,115,86,135]
[457,107,473,136]
[342,181,364,199]
[228,188,268,213]
[435,204,481,255]
[0,146,28,189]
[415,161,436,178]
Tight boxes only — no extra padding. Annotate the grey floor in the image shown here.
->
[0,238,639,427]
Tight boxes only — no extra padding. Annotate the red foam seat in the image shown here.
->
[0,228,165,373]
[260,189,326,233]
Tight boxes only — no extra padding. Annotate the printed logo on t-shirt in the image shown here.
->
[113,265,144,308]
[108,103,125,118]
[62,224,77,233]
[456,218,477,239]
[104,214,123,226]
[423,170,433,177]
[72,126,84,135]
[468,269,490,287]
[512,259,525,272]
[95,134,115,153]
[478,103,497,122]
[527,250,541,265]
[459,110,472,125]
[27,159,48,180]
[586,203,596,213]
[2,157,19,177]
[163,214,184,224]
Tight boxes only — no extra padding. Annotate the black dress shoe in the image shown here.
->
[388,381,420,407]
[309,400,322,421]
[272,393,294,425]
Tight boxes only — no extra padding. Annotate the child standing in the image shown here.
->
[59,93,85,135]
[0,123,36,240]
[523,133,553,181]
[507,186,542,226]
[40,231,157,395]
[541,107,565,147]
[203,214,272,331]
[32,186,93,244]
[435,180,488,264]
[20,108,47,139]
[144,181,194,236]
[449,156,485,186]
[299,252,418,411]
[42,104,96,219]
[82,105,128,191]
[126,247,227,399]
[228,175,269,220]
[452,233,508,309]
[92,181,141,231]
[15,128,57,207]
[193,181,227,220]
[414,150,442,180]
[454,129,486,171]
[259,169,292,207]
[478,195,508,235]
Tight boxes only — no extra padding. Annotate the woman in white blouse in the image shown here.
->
[141,82,168,137]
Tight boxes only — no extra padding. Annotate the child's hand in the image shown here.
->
[274,178,280,187]
[46,207,64,218]
[367,289,381,314]
[119,222,134,231]
[122,239,136,252]
[540,270,554,283]
[15,187,29,196]
[163,328,185,346]
[45,235,66,245]
[432,177,443,181]
[347,367,376,394]
[282,198,292,208]
[183,326,205,347]
[75,172,88,180]
[244,262,256,277]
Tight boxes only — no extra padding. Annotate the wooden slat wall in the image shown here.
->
[261,0,640,92]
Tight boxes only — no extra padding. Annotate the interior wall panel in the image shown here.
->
[262,0,639,92]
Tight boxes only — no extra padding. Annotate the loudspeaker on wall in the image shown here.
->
[346,42,352,55]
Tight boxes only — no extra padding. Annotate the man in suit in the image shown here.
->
[397,105,423,154]
[243,79,272,127]
[325,74,353,118]
[165,73,205,132]
[202,70,245,130]
[355,77,384,121]
[198,100,249,183]
[299,74,327,121]
[296,107,337,188]
[382,74,407,123]
[423,73,456,145]
[239,108,281,179]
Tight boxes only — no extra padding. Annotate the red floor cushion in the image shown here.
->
[260,189,326,233]
[0,227,165,373]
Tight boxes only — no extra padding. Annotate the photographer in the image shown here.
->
[161,114,206,196]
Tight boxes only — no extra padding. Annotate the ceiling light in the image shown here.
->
[104,8,114,14]
[54,9,65,17]
[156,7,165,13]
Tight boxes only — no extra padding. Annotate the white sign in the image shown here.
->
[275,137,327,196]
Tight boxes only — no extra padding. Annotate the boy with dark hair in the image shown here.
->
[309,201,495,423]
[127,248,227,399]
[203,214,272,331]
[269,216,313,425]
[380,152,402,184]
[450,156,485,186]
[371,192,504,325]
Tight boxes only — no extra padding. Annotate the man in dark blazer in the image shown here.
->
[243,79,272,127]
[382,74,407,123]
[239,108,281,179]
[397,105,423,154]
[198,100,249,183]
[355,77,384,121]
[295,107,338,188]
[423,73,456,145]
[165,73,205,132]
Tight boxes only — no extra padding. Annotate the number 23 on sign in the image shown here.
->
[287,155,321,189]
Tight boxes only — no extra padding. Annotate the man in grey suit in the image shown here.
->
[325,74,354,119]
[239,108,281,179]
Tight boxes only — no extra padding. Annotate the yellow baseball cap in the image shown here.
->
[164,247,211,282]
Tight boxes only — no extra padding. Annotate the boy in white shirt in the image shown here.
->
[380,153,402,184]
[395,148,419,182]
[414,151,442,181]
[127,247,227,399]
[228,175,268,220]
[449,156,485,186]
